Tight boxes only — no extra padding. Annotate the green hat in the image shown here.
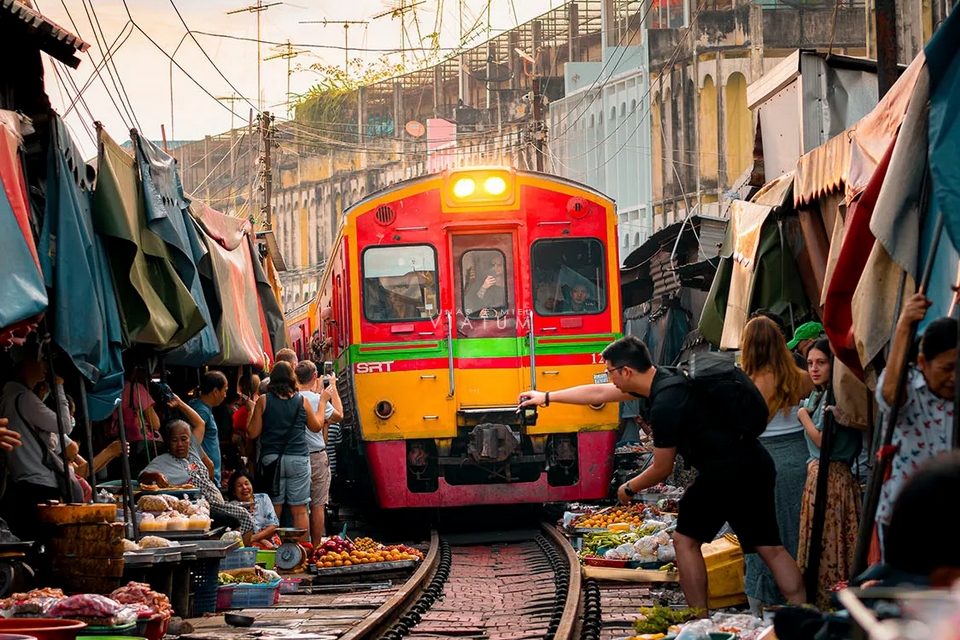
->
[787,322,824,349]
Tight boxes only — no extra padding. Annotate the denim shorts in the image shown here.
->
[261,454,311,506]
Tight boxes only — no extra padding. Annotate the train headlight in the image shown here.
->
[443,168,516,209]
[483,176,507,195]
[453,178,476,198]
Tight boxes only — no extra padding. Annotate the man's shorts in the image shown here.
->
[675,443,782,553]
[310,450,332,508]
[262,454,311,506]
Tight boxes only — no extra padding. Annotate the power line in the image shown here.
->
[118,0,247,123]
[81,0,143,132]
[62,20,134,119]
[169,0,261,116]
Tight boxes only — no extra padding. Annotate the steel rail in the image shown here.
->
[542,523,582,640]
[340,529,441,640]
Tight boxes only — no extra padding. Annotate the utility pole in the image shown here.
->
[532,77,545,172]
[264,41,306,118]
[259,110,274,228]
[299,19,368,73]
[874,0,900,98]
[227,0,282,112]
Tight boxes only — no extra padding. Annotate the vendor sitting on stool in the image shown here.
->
[227,469,280,549]
[139,420,255,545]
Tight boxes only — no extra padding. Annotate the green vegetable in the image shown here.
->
[632,606,701,634]
[658,563,676,572]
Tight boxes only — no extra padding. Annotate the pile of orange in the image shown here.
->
[317,548,418,568]
[573,506,646,529]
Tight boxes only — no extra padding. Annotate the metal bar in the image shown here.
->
[874,0,900,99]
[114,397,140,541]
[76,381,98,498]
[528,310,537,390]
[41,330,73,501]
[446,311,456,397]
[804,386,836,603]
[852,212,943,577]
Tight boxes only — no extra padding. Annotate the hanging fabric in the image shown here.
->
[0,111,47,345]
[37,115,124,420]
[132,132,219,365]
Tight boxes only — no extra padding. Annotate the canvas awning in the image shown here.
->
[37,115,123,420]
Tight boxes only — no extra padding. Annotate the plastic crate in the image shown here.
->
[221,547,258,570]
[216,585,235,611]
[190,557,222,616]
[279,578,302,594]
[256,549,276,570]
[230,579,282,609]
[702,535,747,609]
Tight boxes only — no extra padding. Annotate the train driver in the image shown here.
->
[465,255,507,318]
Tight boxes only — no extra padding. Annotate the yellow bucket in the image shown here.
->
[702,534,747,608]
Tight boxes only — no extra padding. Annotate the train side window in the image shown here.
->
[335,275,345,348]
[362,245,439,322]
[531,238,607,315]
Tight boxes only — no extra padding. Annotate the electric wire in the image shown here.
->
[63,20,134,119]
[167,0,261,116]
[80,0,143,132]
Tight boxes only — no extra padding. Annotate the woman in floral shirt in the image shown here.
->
[874,293,956,561]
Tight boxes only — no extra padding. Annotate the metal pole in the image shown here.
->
[804,386,836,603]
[875,0,900,99]
[114,397,140,541]
[40,329,73,502]
[851,212,943,577]
[954,288,960,449]
[75,382,98,499]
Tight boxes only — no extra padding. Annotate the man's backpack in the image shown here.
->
[650,351,769,440]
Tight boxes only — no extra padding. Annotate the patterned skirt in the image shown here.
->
[797,459,862,610]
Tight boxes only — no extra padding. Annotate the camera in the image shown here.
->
[322,361,334,389]
[151,381,176,404]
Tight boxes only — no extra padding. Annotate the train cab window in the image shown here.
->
[460,249,511,319]
[362,245,439,322]
[531,238,607,315]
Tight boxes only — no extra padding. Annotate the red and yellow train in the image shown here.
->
[287,167,622,508]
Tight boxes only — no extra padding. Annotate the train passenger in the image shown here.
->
[519,336,807,614]
[246,361,326,541]
[320,307,335,360]
[565,283,598,313]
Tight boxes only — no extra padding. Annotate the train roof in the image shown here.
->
[341,168,615,221]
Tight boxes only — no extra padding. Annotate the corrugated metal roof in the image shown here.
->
[2,0,89,68]
[793,129,853,207]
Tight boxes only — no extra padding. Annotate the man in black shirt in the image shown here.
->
[519,336,806,613]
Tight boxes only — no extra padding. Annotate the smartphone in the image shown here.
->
[323,361,334,376]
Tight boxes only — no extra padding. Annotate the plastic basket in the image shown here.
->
[221,547,258,570]
[216,585,235,611]
[229,579,281,609]
[190,557,222,616]
[279,578,301,594]
[135,614,169,640]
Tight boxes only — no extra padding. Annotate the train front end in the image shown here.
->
[346,168,621,508]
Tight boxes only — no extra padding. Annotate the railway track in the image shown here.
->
[185,524,585,640]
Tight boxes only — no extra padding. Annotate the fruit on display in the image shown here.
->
[572,504,650,529]
[311,536,424,568]
[353,536,379,551]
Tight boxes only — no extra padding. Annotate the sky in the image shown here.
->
[36,0,560,158]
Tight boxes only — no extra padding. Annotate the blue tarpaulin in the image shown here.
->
[133,132,219,365]
[928,5,960,261]
[38,116,124,420]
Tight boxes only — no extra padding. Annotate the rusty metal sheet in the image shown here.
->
[793,131,853,208]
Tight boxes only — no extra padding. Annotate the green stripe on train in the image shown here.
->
[347,334,621,362]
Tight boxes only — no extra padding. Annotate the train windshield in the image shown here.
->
[362,245,439,322]
[531,238,607,315]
